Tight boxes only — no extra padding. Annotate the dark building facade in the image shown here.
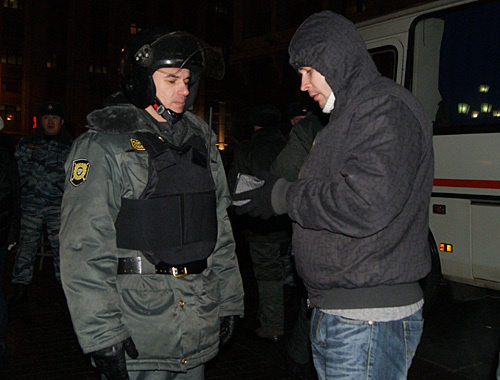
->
[0,0,233,138]
[0,0,430,144]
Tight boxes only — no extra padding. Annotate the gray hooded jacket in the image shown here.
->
[279,11,434,309]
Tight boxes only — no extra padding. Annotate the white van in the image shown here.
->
[357,0,500,291]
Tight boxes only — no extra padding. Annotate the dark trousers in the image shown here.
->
[286,295,312,364]
[248,234,289,331]
[0,243,8,344]
[11,207,61,284]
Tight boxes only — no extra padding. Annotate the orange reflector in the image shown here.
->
[433,204,446,214]
[439,243,453,252]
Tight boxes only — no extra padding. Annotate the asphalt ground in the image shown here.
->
[1,240,499,379]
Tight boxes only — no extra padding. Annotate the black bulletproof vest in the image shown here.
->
[114,131,217,265]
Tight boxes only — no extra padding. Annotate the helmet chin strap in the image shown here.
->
[153,97,184,124]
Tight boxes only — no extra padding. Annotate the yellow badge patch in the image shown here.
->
[130,138,145,151]
[70,159,90,187]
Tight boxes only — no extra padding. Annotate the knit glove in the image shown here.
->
[90,337,138,380]
[232,172,279,220]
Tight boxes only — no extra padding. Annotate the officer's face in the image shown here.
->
[152,67,191,114]
[298,67,332,109]
[41,115,64,136]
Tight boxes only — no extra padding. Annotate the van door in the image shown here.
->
[411,1,500,290]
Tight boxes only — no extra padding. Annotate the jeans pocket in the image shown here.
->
[404,311,424,371]
[310,308,324,346]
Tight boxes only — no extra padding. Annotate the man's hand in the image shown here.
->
[90,337,138,380]
[219,315,239,347]
[232,172,279,220]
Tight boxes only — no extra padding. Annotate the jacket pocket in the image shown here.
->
[116,275,174,315]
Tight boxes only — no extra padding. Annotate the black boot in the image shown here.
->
[9,284,28,307]
[285,352,316,380]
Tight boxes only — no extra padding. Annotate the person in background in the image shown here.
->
[233,11,434,380]
[271,101,324,182]
[270,101,324,379]
[271,102,324,182]
[59,28,244,379]
[227,105,290,343]
[10,102,72,305]
[0,116,20,356]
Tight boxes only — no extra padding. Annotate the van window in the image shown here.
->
[439,2,500,128]
[369,46,397,81]
[412,2,500,132]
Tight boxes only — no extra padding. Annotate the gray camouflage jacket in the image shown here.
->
[15,127,72,209]
[60,100,244,372]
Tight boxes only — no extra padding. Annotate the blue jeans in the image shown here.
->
[310,308,423,380]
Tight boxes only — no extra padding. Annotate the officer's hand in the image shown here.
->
[90,337,138,380]
[232,172,279,220]
[219,315,239,347]
[7,242,17,253]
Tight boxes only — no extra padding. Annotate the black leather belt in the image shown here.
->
[117,257,207,277]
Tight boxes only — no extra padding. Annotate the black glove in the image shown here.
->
[219,315,239,347]
[90,337,138,380]
[232,172,279,220]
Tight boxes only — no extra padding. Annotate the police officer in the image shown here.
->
[59,28,244,380]
[10,101,72,303]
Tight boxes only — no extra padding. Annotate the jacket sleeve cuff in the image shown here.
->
[271,177,291,215]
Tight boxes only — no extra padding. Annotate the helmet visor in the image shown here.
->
[135,31,225,80]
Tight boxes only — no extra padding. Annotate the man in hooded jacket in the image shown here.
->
[60,29,244,380]
[233,11,434,380]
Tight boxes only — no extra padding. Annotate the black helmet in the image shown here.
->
[120,28,225,121]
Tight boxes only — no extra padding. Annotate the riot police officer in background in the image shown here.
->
[59,28,244,380]
[10,101,72,304]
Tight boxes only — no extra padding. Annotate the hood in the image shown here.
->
[288,11,380,113]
